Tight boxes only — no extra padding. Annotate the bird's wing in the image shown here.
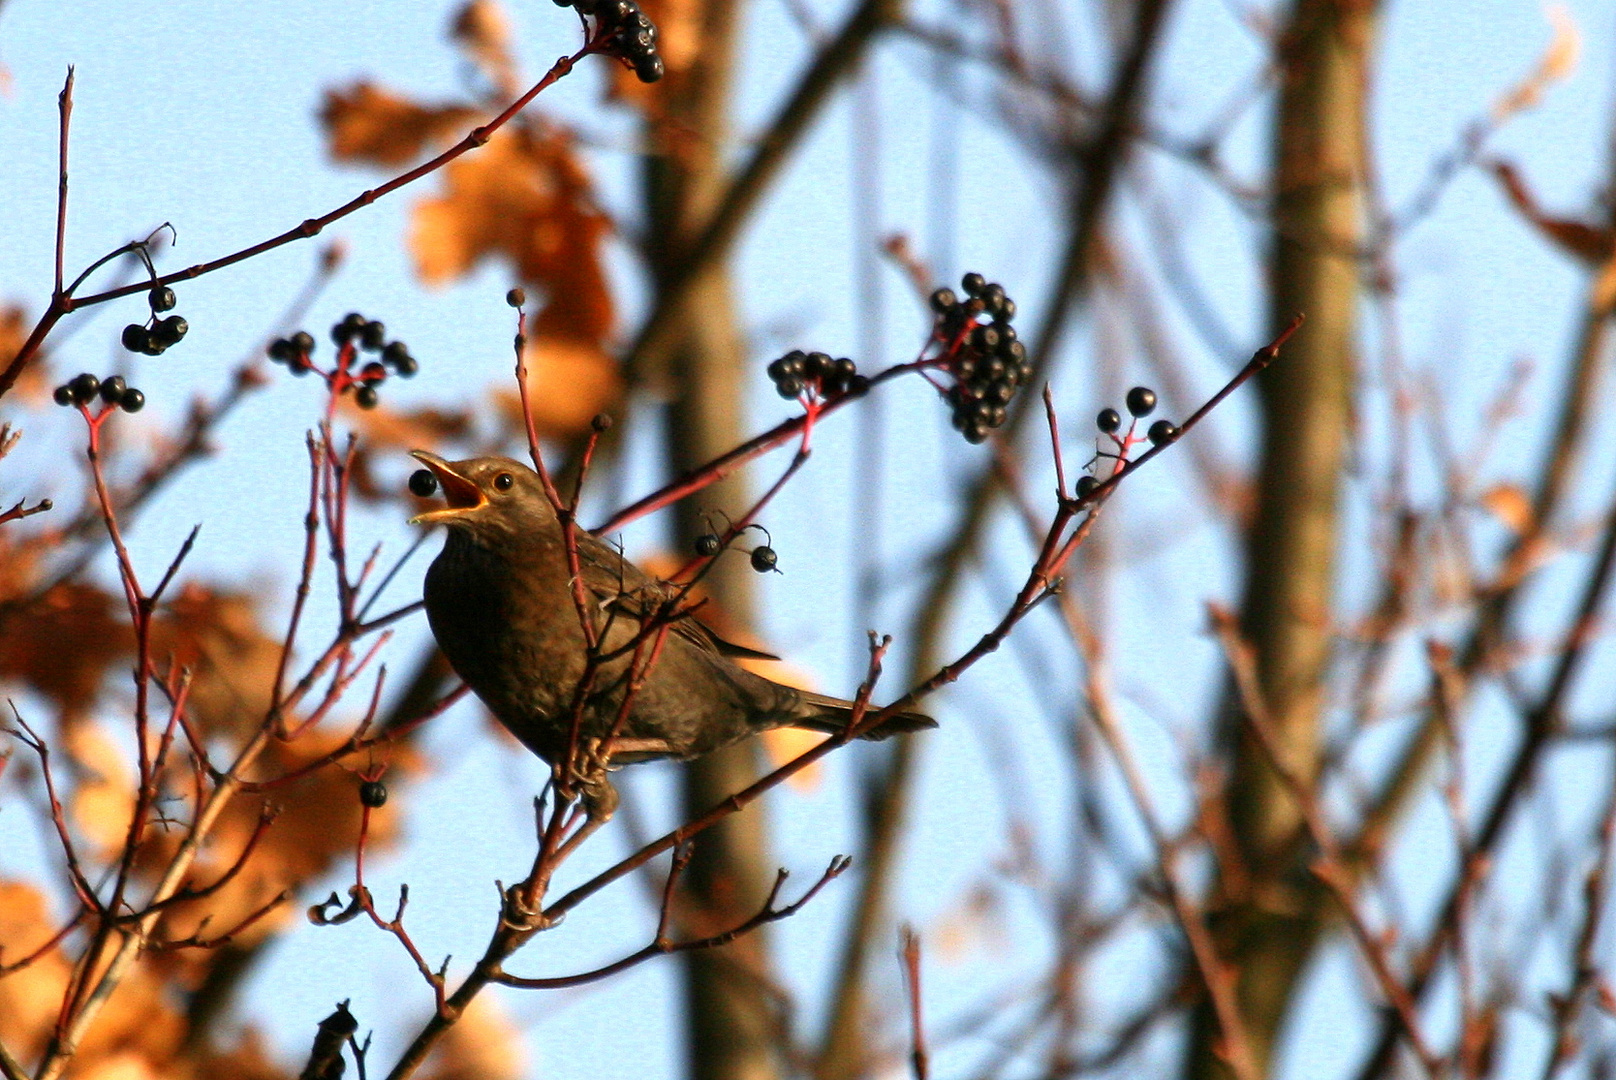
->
[574,531,781,661]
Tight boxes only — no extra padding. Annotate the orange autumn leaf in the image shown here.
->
[408,126,615,340]
[321,81,478,169]
[495,330,623,440]
[451,0,517,96]
[0,581,129,718]
[1479,483,1534,535]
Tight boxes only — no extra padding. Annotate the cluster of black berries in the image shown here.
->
[1076,386,1177,499]
[120,286,189,357]
[933,273,1029,444]
[265,313,418,409]
[766,350,864,400]
[1097,385,1177,446]
[52,372,145,413]
[554,0,663,82]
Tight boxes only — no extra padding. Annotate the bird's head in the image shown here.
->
[408,451,556,540]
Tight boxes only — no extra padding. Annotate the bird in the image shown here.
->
[409,451,935,819]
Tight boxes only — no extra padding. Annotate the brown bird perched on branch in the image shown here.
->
[409,451,935,818]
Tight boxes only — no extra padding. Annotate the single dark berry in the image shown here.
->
[409,469,439,497]
[119,387,145,413]
[1005,341,1027,363]
[961,272,986,297]
[806,351,832,376]
[342,312,366,331]
[52,385,73,407]
[354,385,380,409]
[359,321,386,351]
[988,382,1014,404]
[100,375,127,403]
[361,361,387,382]
[1147,419,1178,445]
[382,341,411,365]
[597,0,630,24]
[288,357,311,376]
[506,288,527,308]
[994,298,1017,323]
[1125,386,1157,417]
[776,376,804,399]
[971,325,1000,351]
[996,324,1018,345]
[148,285,177,313]
[359,780,388,808]
[591,413,613,432]
[634,53,665,83]
[963,422,989,444]
[121,324,149,353]
[392,354,419,378]
[750,545,778,573]
[268,337,295,362]
[154,315,188,345]
[1097,408,1121,434]
[930,287,957,313]
[979,283,1007,316]
[694,533,722,557]
[68,373,100,404]
[1075,475,1099,498]
[848,374,870,395]
[291,330,315,353]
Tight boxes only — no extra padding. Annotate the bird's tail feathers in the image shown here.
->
[790,690,937,741]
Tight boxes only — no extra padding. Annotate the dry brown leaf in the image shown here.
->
[421,996,525,1080]
[65,721,138,860]
[408,126,615,340]
[451,0,517,95]
[1493,4,1579,119]
[0,581,129,718]
[494,332,624,441]
[0,879,74,1060]
[1479,483,1534,535]
[1492,159,1615,265]
[151,583,282,739]
[0,304,51,408]
[321,82,479,169]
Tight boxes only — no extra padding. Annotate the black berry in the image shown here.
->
[148,285,176,313]
[268,338,295,362]
[354,385,379,409]
[1125,386,1156,417]
[52,385,73,407]
[1097,408,1121,434]
[1075,475,1099,498]
[961,272,986,297]
[359,321,386,351]
[361,362,387,382]
[750,545,778,573]
[291,330,316,353]
[119,388,145,413]
[409,469,439,497]
[99,375,127,404]
[392,354,419,378]
[930,287,957,313]
[121,324,149,353]
[694,533,721,557]
[359,780,388,808]
[506,288,526,308]
[1147,420,1177,445]
[68,373,100,404]
[154,315,188,345]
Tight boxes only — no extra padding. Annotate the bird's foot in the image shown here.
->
[500,883,564,932]
[569,738,621,825]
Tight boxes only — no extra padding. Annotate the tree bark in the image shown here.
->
[1189,1,1376,1076]
[640,2,781,1078]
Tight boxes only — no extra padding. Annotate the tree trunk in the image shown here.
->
[1189,1,1375,1076]
[640,1,781,1078]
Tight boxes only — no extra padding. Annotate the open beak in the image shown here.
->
[409,450,485,524]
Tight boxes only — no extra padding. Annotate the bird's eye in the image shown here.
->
[494,473,514,492]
